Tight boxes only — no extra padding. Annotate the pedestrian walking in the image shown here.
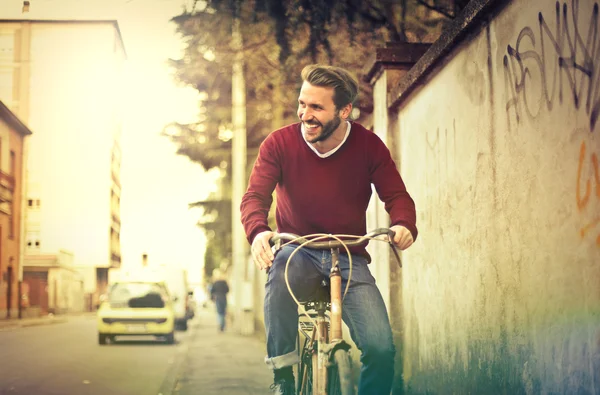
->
[210,269,229,332]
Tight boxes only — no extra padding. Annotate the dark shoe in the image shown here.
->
[269,379,295,394]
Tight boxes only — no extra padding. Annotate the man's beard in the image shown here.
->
[307,115,342,143]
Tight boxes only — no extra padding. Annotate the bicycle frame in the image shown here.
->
[293,246,348,395]
[272,228,399,395]
[306,248,342,395]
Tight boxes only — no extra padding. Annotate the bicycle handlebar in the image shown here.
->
[271,228,395,249]
[270,228,403,267]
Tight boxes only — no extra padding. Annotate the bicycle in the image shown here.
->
[270,228,402,395]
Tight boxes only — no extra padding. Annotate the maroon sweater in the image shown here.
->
[240,122,417,255]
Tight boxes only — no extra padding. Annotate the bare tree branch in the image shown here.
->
[414,0,455,19]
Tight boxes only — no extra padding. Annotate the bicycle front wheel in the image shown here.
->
[327,349,355,395]
[298,345,314,394]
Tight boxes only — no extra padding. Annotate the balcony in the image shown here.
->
[110,252,121,268]
[0,170,14,198]
[0,171,14,214]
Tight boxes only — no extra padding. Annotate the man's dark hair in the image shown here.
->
[301,64,358,111]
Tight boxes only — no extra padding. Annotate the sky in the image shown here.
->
[3,0,217,284]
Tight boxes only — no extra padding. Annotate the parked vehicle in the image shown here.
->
[193,286,209,308]
[133,266,191,331]
[186,290,196,320]
[97,280,175,345]
[108,266,191,331]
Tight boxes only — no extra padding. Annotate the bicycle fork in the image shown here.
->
[313,248,343,395]
[329,248,342,342]
[313,301,328,395]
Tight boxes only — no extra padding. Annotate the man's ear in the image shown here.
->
[339,104,353,120]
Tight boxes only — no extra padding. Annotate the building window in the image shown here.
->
[26,232,40,250]
[8,213,13,239]
[9,150,14,176]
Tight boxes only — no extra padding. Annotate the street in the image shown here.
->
[0,313,189,395]
[0,308,273,395]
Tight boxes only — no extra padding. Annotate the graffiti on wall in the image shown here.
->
[576,139,600,245]
[503,1,599,131]
[425,119,457,178]
[424,119,471,218]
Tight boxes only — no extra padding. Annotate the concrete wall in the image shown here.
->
[389,0,600,393]
[47,265,84,314]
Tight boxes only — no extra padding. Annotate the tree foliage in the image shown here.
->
[189,199,232,278]
[165,0,464,168]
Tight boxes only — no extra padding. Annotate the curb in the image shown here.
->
[163,310,273,395]
[0,316,73,330]
[21,317,69,327]
[157,324,194,395]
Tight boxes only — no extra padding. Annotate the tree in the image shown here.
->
[189,198,232,278]
[165,0,465,169]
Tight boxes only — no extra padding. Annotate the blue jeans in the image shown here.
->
[217,312,226,331]
[215,298,227,331]
[264,245,395,395]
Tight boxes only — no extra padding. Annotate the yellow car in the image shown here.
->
[97,281,176,345]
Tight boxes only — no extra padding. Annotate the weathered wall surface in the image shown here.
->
[395,0,600,393]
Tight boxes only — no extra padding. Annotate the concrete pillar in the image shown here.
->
[363,41,431,392]
[231,18,252,334]
[363,42,430,308]
[16,21,31,319]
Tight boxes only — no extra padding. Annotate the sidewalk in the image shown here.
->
[171,308,273,395]
[0,313,70,330]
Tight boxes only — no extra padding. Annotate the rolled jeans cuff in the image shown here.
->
[264,350,300,370]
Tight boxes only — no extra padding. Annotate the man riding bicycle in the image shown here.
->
[240,64,418,395]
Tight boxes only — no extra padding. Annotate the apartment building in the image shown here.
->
[0,101,30,318]
[0,19,126,313]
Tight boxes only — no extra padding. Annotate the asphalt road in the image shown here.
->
[0,313,191,395]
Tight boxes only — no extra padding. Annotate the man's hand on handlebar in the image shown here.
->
[390,225,414,250]
[252,230,275,271]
